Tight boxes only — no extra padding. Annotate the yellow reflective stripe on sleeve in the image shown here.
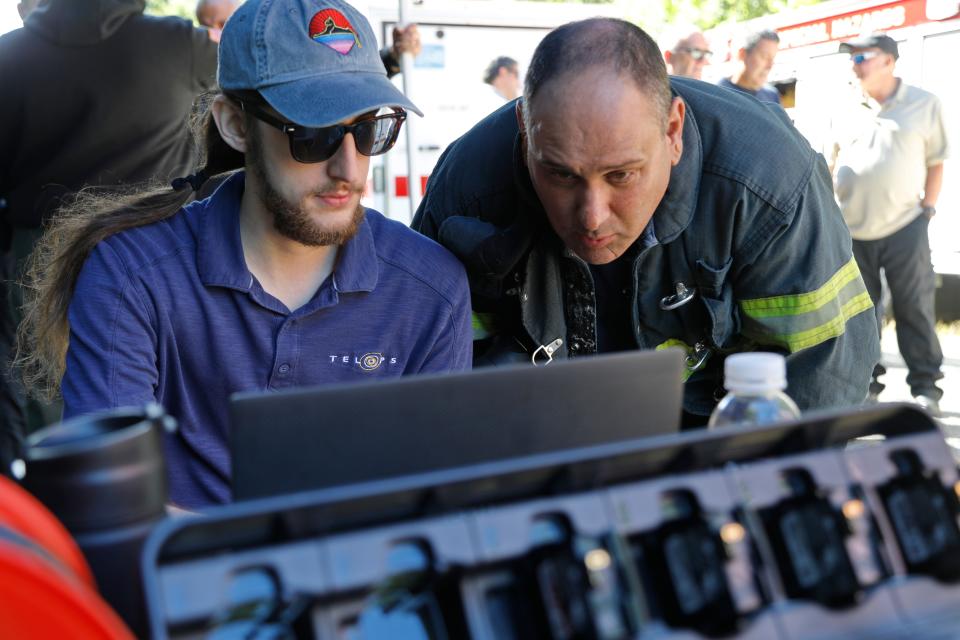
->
[472,312,498,341]
[740,257,862,317]
[739,257,874,353]
[656,339,698,382]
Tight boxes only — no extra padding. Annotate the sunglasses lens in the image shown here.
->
[353,115,404,157]
[289,126,344,163]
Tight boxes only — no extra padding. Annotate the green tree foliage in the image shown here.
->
[659,0,823,29]
[528,0,824,30]
[145,0,196,22]
[146,0,826,33]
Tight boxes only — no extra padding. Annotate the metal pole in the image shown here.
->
[397,0,420,221]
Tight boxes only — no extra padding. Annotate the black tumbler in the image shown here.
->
[21,403,175,638]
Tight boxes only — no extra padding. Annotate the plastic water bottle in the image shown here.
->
[708,352,801,428]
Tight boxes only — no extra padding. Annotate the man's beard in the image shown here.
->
[248,128,365,247]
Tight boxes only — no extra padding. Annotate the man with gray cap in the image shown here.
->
[831,32,949,415]
[17,0,472,508]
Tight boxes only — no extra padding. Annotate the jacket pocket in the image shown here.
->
[694,257,738,349]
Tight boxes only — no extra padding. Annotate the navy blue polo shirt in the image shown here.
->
[62,172,472,508]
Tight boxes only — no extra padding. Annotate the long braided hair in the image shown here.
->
[16,91,246,400]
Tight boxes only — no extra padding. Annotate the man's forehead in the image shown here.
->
[527,81,666,153]
[682,32,708,49]
[528,70,663,129]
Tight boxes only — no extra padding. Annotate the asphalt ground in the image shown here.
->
[872,321,960,451]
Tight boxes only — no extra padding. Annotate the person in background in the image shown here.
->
[0,0,219,477]
[413,17,878,426]
[718,29,781,104]
[195,0,238,40]
[16,0,472,508]
[379,23,422,78]
[830,33,949,416]
[663,28,711,80]
[484,55,521,102]
[17,0,40,21]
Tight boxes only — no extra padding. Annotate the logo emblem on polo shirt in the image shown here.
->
[309,8,361,55]
[359,352,384,371]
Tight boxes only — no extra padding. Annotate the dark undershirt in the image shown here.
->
[588,253,636,353]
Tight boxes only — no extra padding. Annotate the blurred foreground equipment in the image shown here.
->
[22,404,174,637]
[143,404,960,639]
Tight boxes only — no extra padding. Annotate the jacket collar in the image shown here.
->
[651,89,702,244]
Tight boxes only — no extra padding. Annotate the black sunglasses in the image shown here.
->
[226,92,406,164]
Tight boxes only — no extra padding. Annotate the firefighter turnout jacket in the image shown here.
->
[413,77,879,419]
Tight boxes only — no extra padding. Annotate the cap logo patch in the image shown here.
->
[309,8,362,55]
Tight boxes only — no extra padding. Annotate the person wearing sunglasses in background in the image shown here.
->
[663,28,711,80]
[413,18,879,427]
[718,29,782,105]
[16,0,472,509]
[828,33,949,416]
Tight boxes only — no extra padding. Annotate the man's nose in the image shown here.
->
[579,187,610,232]
[327,133,364,186]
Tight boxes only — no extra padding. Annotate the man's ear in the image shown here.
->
[737,47,747,62]
[664,50,673,67]
[211,95,250,154]
[666,96,685,166]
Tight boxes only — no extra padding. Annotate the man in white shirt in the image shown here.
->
[831,32,950,415]
[483,55,521,102]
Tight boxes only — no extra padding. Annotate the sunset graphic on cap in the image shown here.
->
[309,8,361,55]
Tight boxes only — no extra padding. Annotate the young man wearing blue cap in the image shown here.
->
[17,0,472,509]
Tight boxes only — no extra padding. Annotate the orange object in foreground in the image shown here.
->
[0,475,94,587]
[0,476,134,639]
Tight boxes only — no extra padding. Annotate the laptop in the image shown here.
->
[230,349,685,501]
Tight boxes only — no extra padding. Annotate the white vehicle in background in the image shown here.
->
[706,0,960,317]
[360,0,627,223]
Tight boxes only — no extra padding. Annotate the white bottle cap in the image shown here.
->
[724,352,788,393]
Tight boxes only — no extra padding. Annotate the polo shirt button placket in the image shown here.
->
[278,363,291,375]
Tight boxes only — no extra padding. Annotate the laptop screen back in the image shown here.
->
[230,349,685,501]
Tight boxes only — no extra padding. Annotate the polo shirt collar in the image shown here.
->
[883,77,907,107]
[197,171,379,295]
[863,78,904,111]
[197,172,251,291]
[331,214,378,294]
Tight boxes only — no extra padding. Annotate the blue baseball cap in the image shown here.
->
[218,0,422,127]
